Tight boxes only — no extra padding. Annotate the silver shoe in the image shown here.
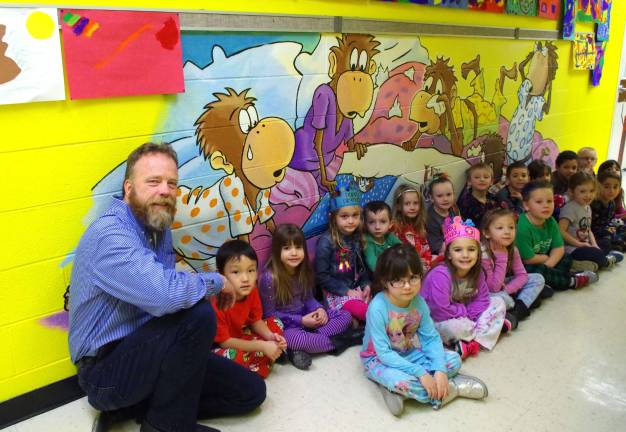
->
[432,381,458,410]
[378,384,404,416]
[452,373,488,399]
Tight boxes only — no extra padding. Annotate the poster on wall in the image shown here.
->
[468,0,505,13]
[573,32,596,70]
[596,0,612,41]
[0,8,65,105]
[506,0,538,16]
[379,0,468,6]
[563,0,577,40]
[538,0,561,19]
[60,9,184,99]
[576,0,602,23]
[592,41,606,86]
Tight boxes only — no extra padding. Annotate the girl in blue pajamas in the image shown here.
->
[360,244,488,416]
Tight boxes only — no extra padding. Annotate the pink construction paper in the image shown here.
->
[60,9,184,99]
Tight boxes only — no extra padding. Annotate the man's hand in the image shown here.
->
[215,275,236,310]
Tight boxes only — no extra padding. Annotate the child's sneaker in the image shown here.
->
[433,374,488,410]
[378,384,404,416]
[539,284,554,299]
[608,251,624,266]
[503,314,517,332]
[455,340,480,360]
[571,260,599,273]
[287,349,312,370]
[606,254,618,268]
[573,271,599,289]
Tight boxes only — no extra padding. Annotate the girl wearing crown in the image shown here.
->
[421,217,509,360]
[315,181,371,324]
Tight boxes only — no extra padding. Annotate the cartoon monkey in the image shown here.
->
[505,41,558,165]
[290,34,380,193]
[172,88,295,272]
[0,25,20,84]
[402,57,464,155]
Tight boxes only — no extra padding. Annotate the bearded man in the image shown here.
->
[68,143,266,432]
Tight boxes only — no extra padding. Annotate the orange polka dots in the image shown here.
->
[210,198,218,208]
[171,221,182,229]
[192,252,200,258]
[264,207,272,216]
[201,224,211,233]
[182,194,190,204]
[264,190,270,198]
[234,210,241,222]
[190,207,200,217]
[202,263,210,271]
[224,177,232,187]
[181,235,192,244]
[217,210,225,218]
[202,189,210,198]
[176,188,182,197]
[192,189,200,197]
[246,216,252,225]
[217,225,226,232]
[225,202,232,211]
[232,188,239,197]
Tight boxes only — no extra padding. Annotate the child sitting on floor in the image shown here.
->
[212,240,287,378]
[425,173,460,256]
[495,161,529,216]
[457,163,498,229]
[363,200,402,273]
[361,244,487,416]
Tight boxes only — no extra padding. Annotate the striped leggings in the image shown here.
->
[283,309,352,354]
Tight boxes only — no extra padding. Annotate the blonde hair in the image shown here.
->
[328,206,365,249]
[392,184,426,235]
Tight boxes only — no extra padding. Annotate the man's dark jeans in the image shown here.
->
[77,300,266,432]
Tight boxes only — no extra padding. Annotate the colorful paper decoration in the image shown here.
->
[563,0,577,40]
[468,0,505,13]
[506,0,538,16]
[596,0,612,41]
[591,41,606,86]
[60,9,184,100]
[576,0,602,23]
[538,0,561,19]
[433,0,469,7]
[573,32,596,70]
[0,8,65,105]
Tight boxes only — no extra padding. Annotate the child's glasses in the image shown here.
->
[389,275,421,289]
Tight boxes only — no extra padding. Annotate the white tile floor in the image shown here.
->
[12,265,626,432]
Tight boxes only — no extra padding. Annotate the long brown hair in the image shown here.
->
[266,224,314,306]
[480,208,516,274]
[440,238,483,304]
[392,183,426,235]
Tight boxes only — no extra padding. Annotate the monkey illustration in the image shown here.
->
[0,25,20,84]
[505,41,558,165]
[403,55,516,158]
[172,88,295,272]
[290,34,380,193]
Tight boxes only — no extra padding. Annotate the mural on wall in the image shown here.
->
[538,0,561,19]
[61,31,561,279]
[468,0,505,13]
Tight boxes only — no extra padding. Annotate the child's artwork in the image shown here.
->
[538,0,561,19]
[573,32,596,70]
[60,9,184,99]
[468,0,505,13]
[0,8,65,105]
[576,0,602,23]
[506,0,538,16]
[591,41,606,86]
[596,0,612,41]
[433,0,469,7]
[563,0,577,40]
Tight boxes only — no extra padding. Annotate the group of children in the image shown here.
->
[207,146,625,417]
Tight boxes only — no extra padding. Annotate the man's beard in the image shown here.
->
[128,190,176,232]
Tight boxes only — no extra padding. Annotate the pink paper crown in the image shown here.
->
[443,216,480,247]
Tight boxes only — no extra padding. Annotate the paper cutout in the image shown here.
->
[573,32,596,70]
[468,0,505,13]
[60,9,184,100]
[591,41,606,86]
[563,0,577,40]
[506,0,538,16]
[0,8,65,105]
[432,0,469,7]
[538,0,561,19]
[596,0,612,41]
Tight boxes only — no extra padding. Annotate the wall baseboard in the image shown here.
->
[0,375,85,429]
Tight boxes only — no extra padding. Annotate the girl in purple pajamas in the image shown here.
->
[259,224,361,370]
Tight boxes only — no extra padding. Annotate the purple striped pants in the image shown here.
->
[283,309,352,353]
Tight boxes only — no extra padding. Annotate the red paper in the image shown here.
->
[60,9,184,99]
[538,0,561,19]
